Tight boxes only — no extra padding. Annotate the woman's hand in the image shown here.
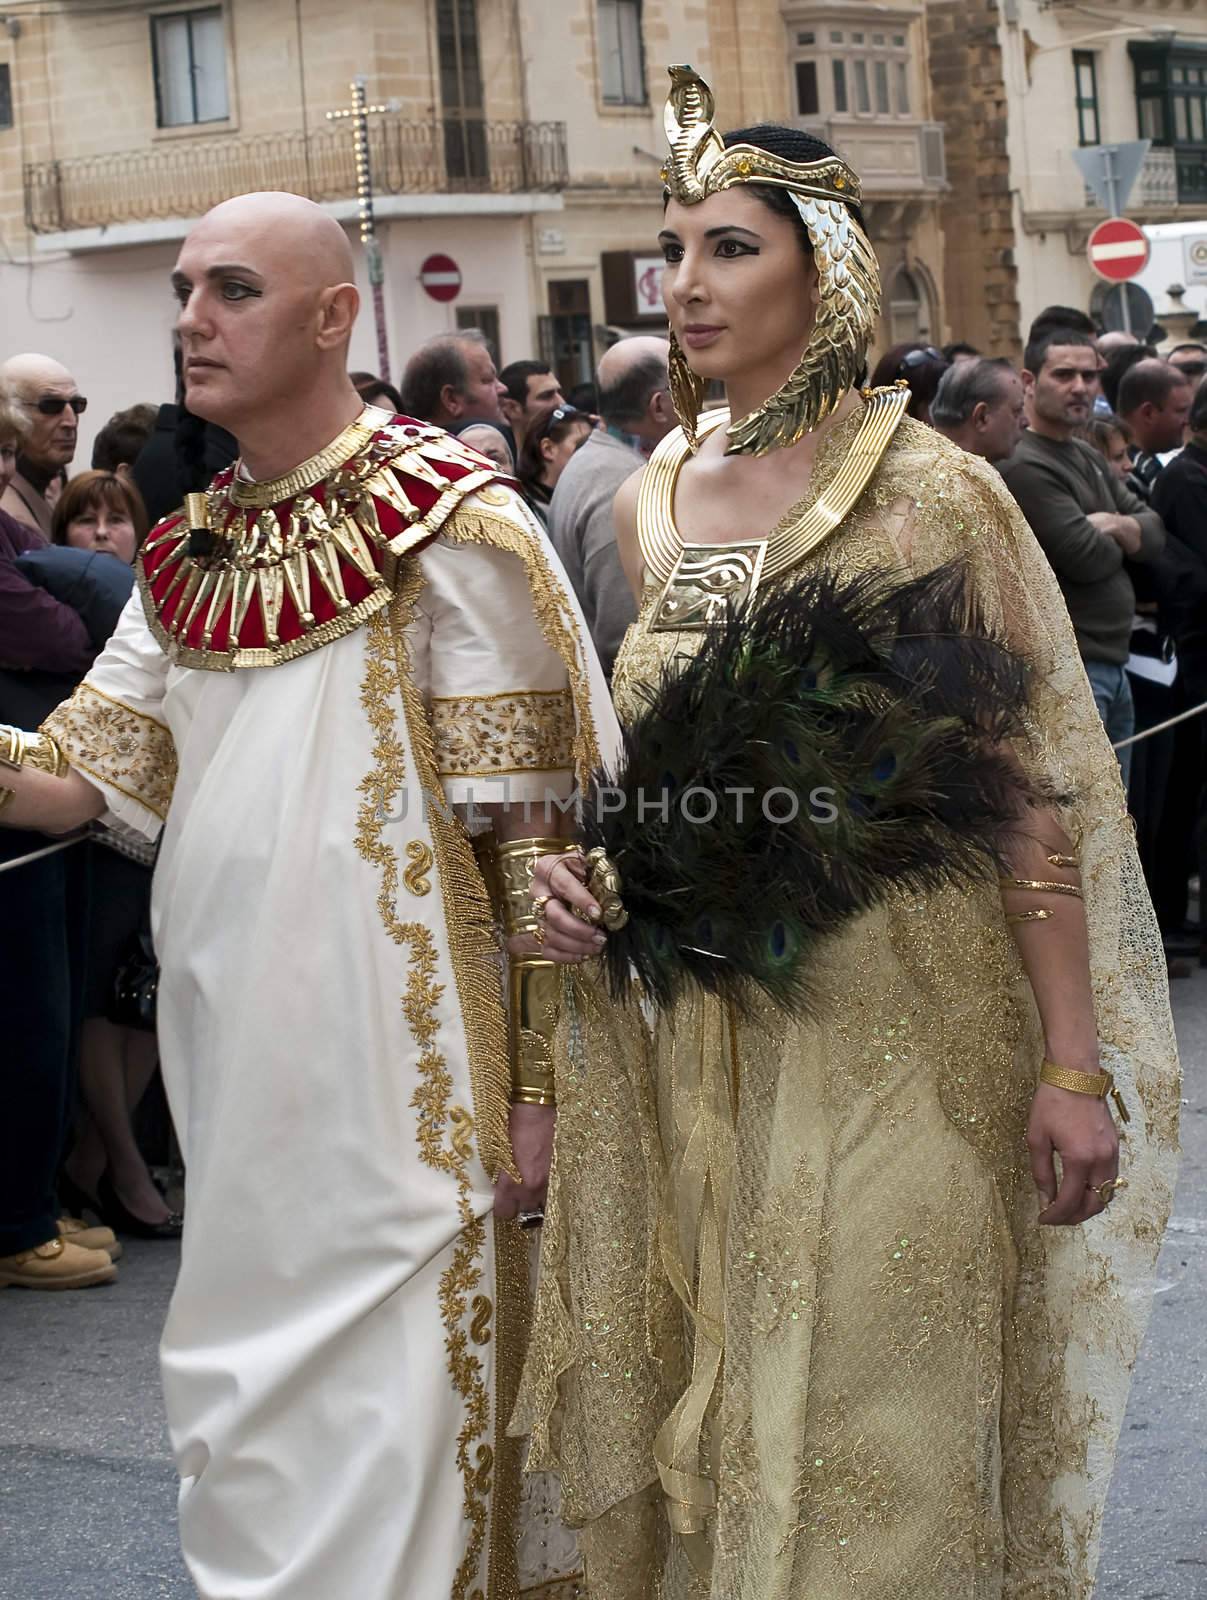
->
[528,850,607,964]
[1026,1082,1120,1226]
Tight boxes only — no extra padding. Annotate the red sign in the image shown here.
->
[1087,218,1150,283]
[419,253,463,303]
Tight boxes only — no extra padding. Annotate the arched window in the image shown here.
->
[887,265,933,345]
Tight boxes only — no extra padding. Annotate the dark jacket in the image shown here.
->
[1150,440,1207,669]
[0,543,134,727]
[1001,430,1165,664]
[0,510,93,679]
[129,403,238,527]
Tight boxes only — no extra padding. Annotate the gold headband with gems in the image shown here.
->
[661,65,882,456]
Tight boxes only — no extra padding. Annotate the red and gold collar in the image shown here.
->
[139,406,506,670]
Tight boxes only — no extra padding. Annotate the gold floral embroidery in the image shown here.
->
[781,1398,899,1565]
[355,612,493,1600]
[734,1160,820,1337]
[442,506,601,788]
[430,688,575,779]
[41,682,176,821]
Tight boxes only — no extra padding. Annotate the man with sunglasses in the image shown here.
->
[0,354,86,538]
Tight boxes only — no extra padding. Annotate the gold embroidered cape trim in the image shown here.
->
[40,682,177,822]
[431,688,576,780]
[138,413,501,672]
[355,608,496,1599]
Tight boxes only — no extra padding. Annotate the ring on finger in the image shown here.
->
[1089,1177,1126,1204]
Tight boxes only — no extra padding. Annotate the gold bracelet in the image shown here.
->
[0,725,68,778]
[999,877,1083,898]
[1040,1059,1131,1123]
[1005,908,1053,924]
[509,957,559,1107]
[474,835,579,939]
[1046,853,1080,870]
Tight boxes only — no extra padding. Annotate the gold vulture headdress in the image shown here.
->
[661,65,882,455]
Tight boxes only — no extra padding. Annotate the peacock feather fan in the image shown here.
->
[580,561,1039,1015]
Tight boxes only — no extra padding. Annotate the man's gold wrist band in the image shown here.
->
[0,725,68,813]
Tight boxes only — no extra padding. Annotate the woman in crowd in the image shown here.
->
[869,339,950,423]
[519,69,1179,1599]
[52,472,182,1238]
[515,403,593,525]
[452,419,516,473]
[350,370,404,416]
[1080,412,1134,483]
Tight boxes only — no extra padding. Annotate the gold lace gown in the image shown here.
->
[515,411,1180,1600]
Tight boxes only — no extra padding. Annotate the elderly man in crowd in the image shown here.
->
[930,356,1025,465]
[398,328,507,430]
[0,354,85,537]
[1001,328,1165,783]
[1167,341,1207,387]
[547,334,674,678]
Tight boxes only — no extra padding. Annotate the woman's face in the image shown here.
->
[66,498,138,564]
[0,438,16,498]
[658,189,818,387]
[540,420,592,487]
[1105,429,1131,482]
[459,425,513,472]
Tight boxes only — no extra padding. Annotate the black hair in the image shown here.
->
[1028,305,1098,343]
[350,371,403,414]
[868,342,949,421]
[499,359,554,408]
[1101,343,1156,411]
[517,406,591,490]
[942,341,981,362]
[719,125,868,246]
[1022,327,1097,380]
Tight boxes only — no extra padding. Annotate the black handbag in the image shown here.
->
[107,835,160,1032]
[109,925,159,1031]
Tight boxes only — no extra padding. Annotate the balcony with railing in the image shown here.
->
[797,120,947,197]
[24,116,569,235]
[1080,146,1207,213]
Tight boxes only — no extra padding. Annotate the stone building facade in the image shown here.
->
[0,0,946,458]
[927,0,1207,359]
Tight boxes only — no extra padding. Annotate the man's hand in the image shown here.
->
[1087,511,1141,556]
[493,1103,556,1220]
[1026,1082,1120,1226]
[529,850,606,964]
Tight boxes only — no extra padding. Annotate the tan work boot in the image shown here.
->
[58,1215,122,1261]
[0,1235,117,1289]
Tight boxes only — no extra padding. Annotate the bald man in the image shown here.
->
[0,354,85,536]
[547,335,673,677]
[0,192,615,1600]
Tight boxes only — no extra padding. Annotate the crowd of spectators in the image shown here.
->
[6,293,1207,1289]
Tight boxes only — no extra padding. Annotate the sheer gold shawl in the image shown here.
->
[513,417,1179,1598]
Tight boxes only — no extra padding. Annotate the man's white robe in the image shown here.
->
[43,484,618,1600]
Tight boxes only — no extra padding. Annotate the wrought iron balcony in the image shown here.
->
[24,116,568,235]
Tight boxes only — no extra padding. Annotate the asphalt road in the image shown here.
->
[1,975,1203,1600]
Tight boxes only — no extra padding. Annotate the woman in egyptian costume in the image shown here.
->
[512,68,1180,1600]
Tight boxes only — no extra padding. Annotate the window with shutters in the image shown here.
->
[151,8,229,128]
[789,15,915,123]
[598,0,646,107]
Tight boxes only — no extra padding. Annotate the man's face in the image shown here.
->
[978,371,1026,463]
[1145,381,1193,453]
[172,220,320,430]
[523,370,564,426]
[451,343,506,424]
[12,372,82,471]
[1027,345,1098,431]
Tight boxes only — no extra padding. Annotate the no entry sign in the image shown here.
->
[419,253,463,302]
[1087,218,1150,283]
